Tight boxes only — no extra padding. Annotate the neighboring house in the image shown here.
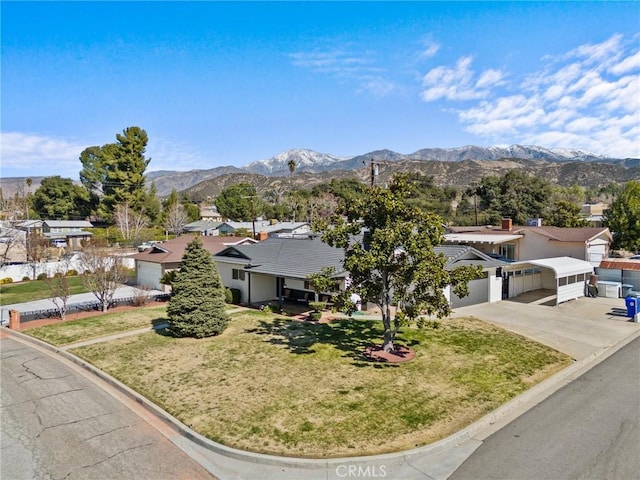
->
[217,221,311,239]
[581,202,608,227]
[14,219,44,236]
[133,234,257,291]
[199,204,223,222]
[214,235,505,309]
[183,220,223,236]
[596,258,640,295]
[445,219,612,266]
[41,220,94,250]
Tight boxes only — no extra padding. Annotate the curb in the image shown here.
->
[4,324,640,472]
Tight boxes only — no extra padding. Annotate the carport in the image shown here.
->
[504,256,594,305]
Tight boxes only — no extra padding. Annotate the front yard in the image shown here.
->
[62,308,571,458]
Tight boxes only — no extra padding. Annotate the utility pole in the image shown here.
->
[370,158,379,187]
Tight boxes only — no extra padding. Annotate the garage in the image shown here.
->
[505,257,594,305]
[451,274,490,308]
[137,261,163,290]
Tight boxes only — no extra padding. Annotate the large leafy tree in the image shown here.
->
[604,180,640,252]
[546,200,588,228]
[31,176,96,220]
[215,183,262,221]
[167,237,229,338]
[316,174,482,353]
[79,126,151,218]
[472,170,552,225]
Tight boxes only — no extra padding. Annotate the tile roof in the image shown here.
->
[133,235,254,264]
[598,259,640,271]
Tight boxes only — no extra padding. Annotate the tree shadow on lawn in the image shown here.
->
[246,317,417,367]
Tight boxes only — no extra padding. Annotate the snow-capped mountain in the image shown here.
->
[243,144,618,176]
[244,149,347,175]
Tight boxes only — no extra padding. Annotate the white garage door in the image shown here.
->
[451,277,489,308]
[137,262,162,290]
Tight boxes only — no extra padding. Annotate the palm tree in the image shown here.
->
[288,159,296,175]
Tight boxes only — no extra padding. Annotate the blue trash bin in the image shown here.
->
[625,296,639,318]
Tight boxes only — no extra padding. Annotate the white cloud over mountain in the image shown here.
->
[421,34,640,158]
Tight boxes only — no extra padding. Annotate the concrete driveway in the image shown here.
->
[451,295,639,360]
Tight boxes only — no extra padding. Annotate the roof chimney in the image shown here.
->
[501,218,512,231]
[257,231,268,241]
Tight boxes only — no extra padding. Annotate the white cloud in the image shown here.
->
[0,131,206,179]
[419,39,440,59]
[421,56,506,101]
[0,132,85,179]
[289,48,395,96]
[420,34,640,158]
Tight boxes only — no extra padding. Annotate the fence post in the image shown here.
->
[9,310,20,331]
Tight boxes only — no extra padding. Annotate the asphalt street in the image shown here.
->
[449,336,640,480]
[0,336,214,480]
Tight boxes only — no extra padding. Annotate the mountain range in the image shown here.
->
[2,145,638,198]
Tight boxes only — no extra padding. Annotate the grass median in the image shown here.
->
[69,309,571,458]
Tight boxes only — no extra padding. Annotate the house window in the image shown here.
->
[499,243,515,260]
[232,269,246,281]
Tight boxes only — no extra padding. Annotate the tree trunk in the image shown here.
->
[382,310,395,353]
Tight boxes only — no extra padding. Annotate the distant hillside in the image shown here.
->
[1,144,638,198]
[181,158,640,201]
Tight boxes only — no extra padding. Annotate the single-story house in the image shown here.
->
[214,235,347,306]
[445,219,612,266]
[41,220,94,250]
[133,234,257,291]
[183,220,223,236]
[217,221,311,239]
[214,235,506,309]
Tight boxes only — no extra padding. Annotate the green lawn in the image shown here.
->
[24,306,169,345]
[0,276,89,306]
[70,310,572,458]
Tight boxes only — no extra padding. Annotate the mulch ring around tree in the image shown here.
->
[363,344,416,363]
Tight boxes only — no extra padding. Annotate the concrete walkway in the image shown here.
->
[3,294,639,479]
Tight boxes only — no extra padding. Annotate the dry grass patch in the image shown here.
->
[24,306,169,346]
[72,311,571,458]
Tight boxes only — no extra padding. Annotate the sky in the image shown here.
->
[1,1,639,180]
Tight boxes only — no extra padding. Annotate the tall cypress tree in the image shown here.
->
[167,237,229,338]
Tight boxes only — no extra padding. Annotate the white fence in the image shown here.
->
[0,255,135,283]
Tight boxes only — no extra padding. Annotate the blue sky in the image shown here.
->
[2,1,639,180]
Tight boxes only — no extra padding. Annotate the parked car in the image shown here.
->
[630,254,640,260]
[137,242,154,252]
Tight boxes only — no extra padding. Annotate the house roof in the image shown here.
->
[215,237,503,279]
[434,245,508,269]
[446,225,611,243]
[43,220,94,228]
[598,259,640,271]
[506,257,594,278]
[220,221,310,234]
[445,233,523,245]
[215,235,346,279]
[133,235,256,264]
[183,220,223,232]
